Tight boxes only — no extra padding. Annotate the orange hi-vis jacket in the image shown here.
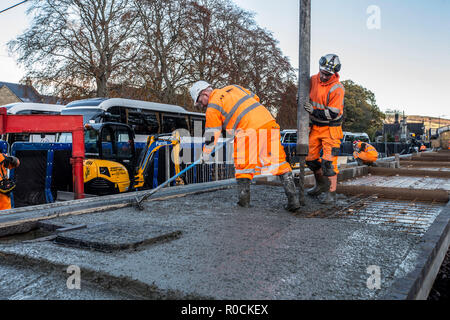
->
[309,73,345,127]
[0,153,19,211]
[204,85,291,180]
[353,142,378,163]
[204,85,275,150]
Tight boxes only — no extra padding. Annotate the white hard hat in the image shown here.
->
[190,81,211,104]
[319,54,341,74]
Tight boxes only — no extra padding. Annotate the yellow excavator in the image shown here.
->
[82,122,182,195]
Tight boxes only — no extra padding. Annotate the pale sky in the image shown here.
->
[1,0,450,118]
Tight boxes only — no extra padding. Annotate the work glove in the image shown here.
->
[304,102,314,114]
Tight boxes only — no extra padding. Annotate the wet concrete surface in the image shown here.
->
[0,260,136,300]
[0,184,433,300]
[342,175,450,191]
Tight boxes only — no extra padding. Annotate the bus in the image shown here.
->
[58,98,206,144]
[1,102,65,144]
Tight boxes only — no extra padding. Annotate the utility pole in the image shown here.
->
[297,0,311,206]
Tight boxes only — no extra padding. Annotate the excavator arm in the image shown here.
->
[133,133,181,190]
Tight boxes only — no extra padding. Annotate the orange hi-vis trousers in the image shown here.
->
[234,120,292,180]
[306,125,343,175]
[0,193,11,211]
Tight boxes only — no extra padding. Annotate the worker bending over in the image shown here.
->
[190,81,300,212]
[303,54,345,204]
[0,153,20,210]
[353,140,378,166]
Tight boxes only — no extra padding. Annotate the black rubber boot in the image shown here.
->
[279,172,301,212]
[307,170,330,197]
[320,191,336,205]
[320,176,337,205]
[236,178,251,208]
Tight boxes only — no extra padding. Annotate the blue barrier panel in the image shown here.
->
[152,151,159,189]
[0,140,8,154]
[10,143,72,207]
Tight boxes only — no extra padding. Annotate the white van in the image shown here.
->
[342,132,371,143]
[5,102,65,115]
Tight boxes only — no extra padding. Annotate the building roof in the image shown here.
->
[0,81,42,103]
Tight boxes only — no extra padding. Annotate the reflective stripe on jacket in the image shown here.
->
[204,85,275,153]
[309,73,345,127]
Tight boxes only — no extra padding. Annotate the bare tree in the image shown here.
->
[8,0,140,98]
[275,81,299,129]
[130,0,191,104]
[9,0,295,110]
[184,0,295,114]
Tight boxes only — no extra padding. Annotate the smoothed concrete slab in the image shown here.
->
[1,185,444,300]
[55,223,182,252]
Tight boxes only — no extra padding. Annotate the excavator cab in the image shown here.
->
[83,122,137,195]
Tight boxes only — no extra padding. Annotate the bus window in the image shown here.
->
[162,114,188,134]
[61,108,103,124]
[30,110,60,115]
[127,108,149,136]
[142,111,160,135]
[107,106,126,123]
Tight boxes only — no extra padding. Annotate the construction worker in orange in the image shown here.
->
[353,140,379,166]
[303,54,345,204]
[0,153,20,210]
[190,81,300,212]
[419,144,427,152]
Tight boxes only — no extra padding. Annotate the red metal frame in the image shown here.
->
[0,107,85,199]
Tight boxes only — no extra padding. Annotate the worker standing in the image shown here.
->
[190,81,300,212]
[0,153,20,210]
[303,54,345,204]
[353,140,379,166]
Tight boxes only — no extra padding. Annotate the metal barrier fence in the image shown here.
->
[161,141,235,187]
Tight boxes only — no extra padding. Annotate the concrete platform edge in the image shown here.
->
[383,201,450,300]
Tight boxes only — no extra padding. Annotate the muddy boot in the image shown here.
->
[307,169,329,197]
[320,175,337,205]
[279,172,301,212]
[236,178,251,208]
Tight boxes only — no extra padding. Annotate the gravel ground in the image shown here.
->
[428,248,450,300]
